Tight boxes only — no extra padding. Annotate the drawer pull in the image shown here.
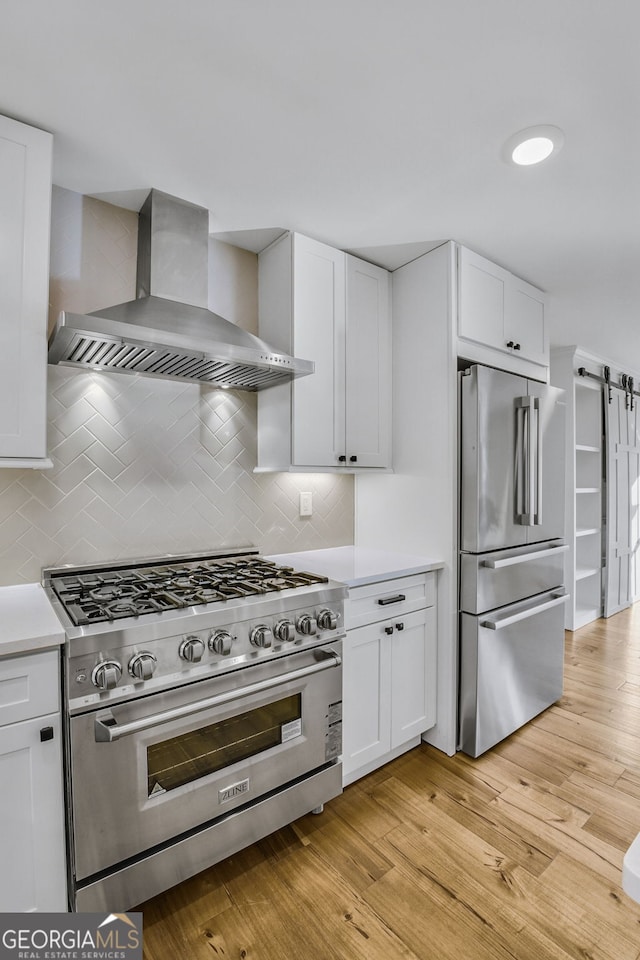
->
[481,544,568,569]
[480,591,568,630]
[377,594,406,606]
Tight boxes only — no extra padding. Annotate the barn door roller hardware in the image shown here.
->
[578,366,638,409]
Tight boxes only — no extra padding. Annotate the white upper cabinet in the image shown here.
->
[345,256,391,468]
[257,232,391,471]
[291,234,346,467]
[457,245,548,378]
[0,115,53,466]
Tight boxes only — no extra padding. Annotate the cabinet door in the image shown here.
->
[0,116,52,461]
[342,621,391,778]
[291,234,346,467]
[390,607,437,747]
[0,712,67,910]
[345,256,391,468]
[0,649,59,726]
[507,277,548,366]
[458,245,548,373]
[458,246,509,352]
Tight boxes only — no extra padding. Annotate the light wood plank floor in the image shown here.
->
[139,608,640,959]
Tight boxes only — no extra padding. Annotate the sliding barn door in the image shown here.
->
[604,390,640,616]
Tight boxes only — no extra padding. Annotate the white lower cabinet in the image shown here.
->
[0,650,67,911]
[342,574,437,785]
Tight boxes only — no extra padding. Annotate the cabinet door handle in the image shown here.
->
[506,340,514,348]
[384,626,394,635]
[349,455,358,463]
[395,622,404,631]
[338,455,346,462]
[40,726,54,742]
[514,342,521,351]
[377,594,406,606]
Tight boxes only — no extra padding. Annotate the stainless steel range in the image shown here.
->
[43,547,345,913]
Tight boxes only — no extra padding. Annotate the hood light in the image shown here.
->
[504,125,564,166]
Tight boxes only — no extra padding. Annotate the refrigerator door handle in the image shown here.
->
[534,396,542,525]
[481,543,569,569]
[515,397,532,524]
[479,590,568,630]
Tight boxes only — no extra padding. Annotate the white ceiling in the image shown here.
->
[2,0,639,366]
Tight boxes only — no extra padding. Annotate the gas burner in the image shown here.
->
[262,577,291,590]
[89,585,140,603]
[104,600,144,619]
[164,577,196,590]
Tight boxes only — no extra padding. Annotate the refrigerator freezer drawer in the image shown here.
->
[460,541,568,615]
[459,589,568,758]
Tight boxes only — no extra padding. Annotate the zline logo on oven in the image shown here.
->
[218,778,250,804]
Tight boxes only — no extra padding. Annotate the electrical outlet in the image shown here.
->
[299,491,313,517]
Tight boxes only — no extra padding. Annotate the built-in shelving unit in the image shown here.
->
[551,347,604,630]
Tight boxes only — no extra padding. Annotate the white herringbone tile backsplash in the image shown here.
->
[0,367,354,584]
[0,187,354,585]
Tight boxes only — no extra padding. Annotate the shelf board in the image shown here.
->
[576,527,600,538]
[576,566,601,581]
[575,444,600,453]
[576,487,600,494]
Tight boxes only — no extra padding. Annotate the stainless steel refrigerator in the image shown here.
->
[459,364,568,758]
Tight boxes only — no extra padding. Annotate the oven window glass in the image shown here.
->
[146,693,302,796]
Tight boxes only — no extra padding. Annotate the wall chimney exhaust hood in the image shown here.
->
[48,190,313,391]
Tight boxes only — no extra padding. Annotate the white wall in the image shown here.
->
[355,242,458,755]
[0,188,354,585]
[550,288,640,374]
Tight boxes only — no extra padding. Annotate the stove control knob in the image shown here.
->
[209,631,233,656]
[274,619,296,643]
[180,635,205,662]
[317,608,339,631]
[250,624,273,648]
[296,614,317,636]
[91,660,122,691]
[128,651,157,681]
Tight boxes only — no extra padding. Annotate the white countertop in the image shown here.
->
[267,546,444,588]
[0,584,65,658]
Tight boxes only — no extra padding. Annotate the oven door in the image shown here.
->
[69,641,342,883]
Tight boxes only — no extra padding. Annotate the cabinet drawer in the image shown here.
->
[0,650,59,726]
[345,573,435,629]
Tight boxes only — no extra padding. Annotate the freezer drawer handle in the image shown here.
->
[480,591,568,630]
[481,544,569,569]
[377,594,406,606]
[93,648,342,743]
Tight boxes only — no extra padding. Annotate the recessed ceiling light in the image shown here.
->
[503,125,565,166]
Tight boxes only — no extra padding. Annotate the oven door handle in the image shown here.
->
[94,648,342,743]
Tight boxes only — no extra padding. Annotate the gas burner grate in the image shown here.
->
[50,554,329,626]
